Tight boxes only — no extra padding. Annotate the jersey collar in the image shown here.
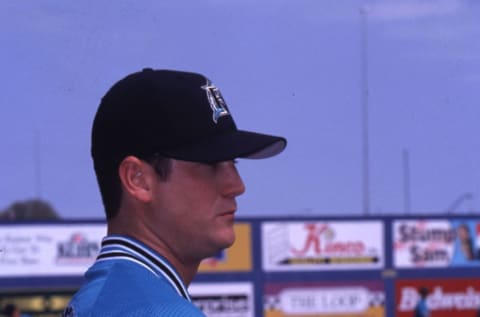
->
[96,235,191,301]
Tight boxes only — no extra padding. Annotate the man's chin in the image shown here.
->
[207,230,236,257]
[218,235,236,252]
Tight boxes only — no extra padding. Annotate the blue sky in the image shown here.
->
[1,0,479,219]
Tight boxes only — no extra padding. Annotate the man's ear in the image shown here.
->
[118,156,152,203]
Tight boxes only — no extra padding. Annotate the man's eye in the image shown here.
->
[204,160,237,170]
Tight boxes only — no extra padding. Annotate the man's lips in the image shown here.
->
[219,210,236,216]
[218,200,237,215]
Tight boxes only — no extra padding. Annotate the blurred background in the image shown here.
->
[1,1,479,316]
[1,0,479,219]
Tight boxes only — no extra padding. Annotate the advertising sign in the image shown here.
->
[0,291,73,315]
[396,278,480,317]
[0,224,106,276]
[189,282,254,317]
[199,223,252,272]
[393,219,480,268]
[262,221,384,271]
[264,281,385,317]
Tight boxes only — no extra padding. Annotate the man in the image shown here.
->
[414,287,429,317]
[64,68,286,316]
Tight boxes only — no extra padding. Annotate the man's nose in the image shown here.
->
[221,161,246,197]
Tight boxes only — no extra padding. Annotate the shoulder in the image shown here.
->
[66,261,204,316]
[64,296,205,317]
[125,301,206,316]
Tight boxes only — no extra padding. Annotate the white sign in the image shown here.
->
[0,224,106,276]
[189,282,254,317]
[262,221,384,271]
[393,220,455,268]
[280,287,370,314]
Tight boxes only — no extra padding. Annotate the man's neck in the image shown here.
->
[107,217,200,286]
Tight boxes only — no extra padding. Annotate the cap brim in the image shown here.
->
[160,130,287,163]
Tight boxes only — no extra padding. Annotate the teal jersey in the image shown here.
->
[64,235,205,316]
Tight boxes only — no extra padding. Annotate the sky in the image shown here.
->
[0,0,479,219]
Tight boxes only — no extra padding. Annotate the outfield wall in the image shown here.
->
[1,215,479,316]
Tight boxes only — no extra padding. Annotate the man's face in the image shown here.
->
[148,159,245,262]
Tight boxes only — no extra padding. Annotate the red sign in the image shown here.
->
[396,278,480,317]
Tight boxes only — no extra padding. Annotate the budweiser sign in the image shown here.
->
[396,279,480,317]
[399,286,480,310]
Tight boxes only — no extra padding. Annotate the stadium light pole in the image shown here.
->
[402,149,411,214]
[34,127,43,198]
[360,5,370,216]
[445,192,473,214]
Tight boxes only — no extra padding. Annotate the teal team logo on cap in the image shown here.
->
[202,81,230,123]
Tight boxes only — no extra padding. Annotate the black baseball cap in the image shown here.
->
[91,68,286,164]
